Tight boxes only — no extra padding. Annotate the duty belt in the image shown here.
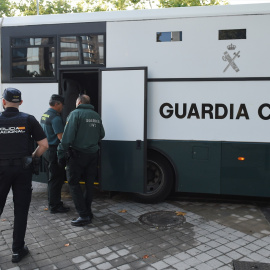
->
[0,158,23,166]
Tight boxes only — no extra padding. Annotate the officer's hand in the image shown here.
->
[58,157,66,167]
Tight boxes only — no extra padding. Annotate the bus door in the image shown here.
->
[99,67,147,193]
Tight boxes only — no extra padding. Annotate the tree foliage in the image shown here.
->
[0,0,14,16]
[0,0,228,17]
[14,0,75,15]
[159,0,228,8]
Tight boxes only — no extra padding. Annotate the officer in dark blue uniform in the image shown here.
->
[0,88,48,263]
[40,95,70,214]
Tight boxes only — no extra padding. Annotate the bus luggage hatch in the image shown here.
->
[100,68,147,193]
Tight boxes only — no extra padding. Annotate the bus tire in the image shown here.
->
[133,150,174,204]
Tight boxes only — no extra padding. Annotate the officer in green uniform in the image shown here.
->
[57,94,105,226]
[40,94,70,214]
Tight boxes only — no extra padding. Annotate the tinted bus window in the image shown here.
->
[11,37,55,78]
[60,35,104,65]
[219,29,246,40]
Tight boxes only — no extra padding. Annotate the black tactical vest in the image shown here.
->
[0,111,32,159]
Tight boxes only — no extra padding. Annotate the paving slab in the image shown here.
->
[1,182,270,270]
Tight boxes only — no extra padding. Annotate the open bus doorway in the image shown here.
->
[58,70,100,187]
[60,71,99,122]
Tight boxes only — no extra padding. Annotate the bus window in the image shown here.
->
[11,37,55,78]
[156,31,182,42]
[219,29,246,40]
[59,35,104,66]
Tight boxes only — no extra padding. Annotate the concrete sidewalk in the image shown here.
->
[1,182,270,270]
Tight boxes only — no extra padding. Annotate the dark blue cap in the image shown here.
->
[2,88,21,103]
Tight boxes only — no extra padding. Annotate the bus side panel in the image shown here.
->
[148,140,221,194]
[1,83,58,120]
[221,142,270,197]
[147,81,270,143]
[107,15,270,79]
[148,80,270,196]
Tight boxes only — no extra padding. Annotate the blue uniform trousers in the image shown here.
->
[0,160,32,252]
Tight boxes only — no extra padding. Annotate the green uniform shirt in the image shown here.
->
[57,104,105,159]
[40,108,64,146]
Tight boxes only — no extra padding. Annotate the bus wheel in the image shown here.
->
[133,151,174,204]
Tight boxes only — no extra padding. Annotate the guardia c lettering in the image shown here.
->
[159,103,249,120]
[258,103,270,120]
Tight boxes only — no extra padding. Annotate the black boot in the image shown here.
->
[71,216,91,226]
[12,245,29,263]
[50,205,70,214]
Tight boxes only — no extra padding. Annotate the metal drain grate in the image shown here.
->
[233,260,270,270]
[139,211,185,228]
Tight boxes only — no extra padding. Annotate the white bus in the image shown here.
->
[1,3,270,203]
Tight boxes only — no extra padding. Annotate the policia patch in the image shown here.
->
[0,126,26,134]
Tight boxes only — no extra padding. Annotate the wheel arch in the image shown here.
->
[133,146,177,203]
[147,147,177,192]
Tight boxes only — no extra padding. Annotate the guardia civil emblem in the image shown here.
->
[222,44,240,73]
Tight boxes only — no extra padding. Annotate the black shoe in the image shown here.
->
[12,246,29,263]
[50,205,70,214]
[71,216,91,226]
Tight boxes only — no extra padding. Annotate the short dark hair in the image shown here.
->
[49,94,64,106]
[78,94,90,104]
[49,100,61,106]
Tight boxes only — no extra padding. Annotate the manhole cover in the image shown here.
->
[139,211,185,228]
[233,260,270,270]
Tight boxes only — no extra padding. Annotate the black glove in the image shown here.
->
[23,156,33,169]
[58,157,66,167]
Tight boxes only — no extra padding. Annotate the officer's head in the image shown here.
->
[76,94,90,107]
[2,88,23,109]
[49,94,64,113]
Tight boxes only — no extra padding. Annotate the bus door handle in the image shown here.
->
[136,140,142,149]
